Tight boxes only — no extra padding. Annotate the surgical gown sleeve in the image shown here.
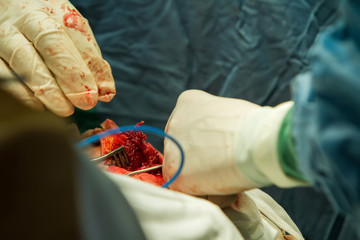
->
[292,0,360,229]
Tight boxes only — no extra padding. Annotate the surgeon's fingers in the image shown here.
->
[16,10,99,110]
[0,58,44,111]
[49,2,115,101]
[0,27,74,116]
[0,57,44,111]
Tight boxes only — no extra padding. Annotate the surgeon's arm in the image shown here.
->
[0,0,115,117]
[290,0,360,218]
[163,90,308,196]
[164,0,360,225]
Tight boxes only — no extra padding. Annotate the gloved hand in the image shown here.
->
[163,90,306,195]
[0,0,115,117]
[223,192,282,240]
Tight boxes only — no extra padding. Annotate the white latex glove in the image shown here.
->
[204,191,304,240]
[223,192,283,240]
[0,0,115,116]
[163,90,306,196]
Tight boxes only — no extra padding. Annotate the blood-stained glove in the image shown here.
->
[163,90,307,195]
[0,0,115,116]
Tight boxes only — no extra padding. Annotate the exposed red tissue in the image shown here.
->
[107,166,165,186]
[99,119,164,186]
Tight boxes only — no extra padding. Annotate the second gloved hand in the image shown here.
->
[163,90,306,195]
[0,0,115,116]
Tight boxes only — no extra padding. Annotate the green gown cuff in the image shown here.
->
[277,107,308,182]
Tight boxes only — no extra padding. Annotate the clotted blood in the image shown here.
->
[99,119,164,186]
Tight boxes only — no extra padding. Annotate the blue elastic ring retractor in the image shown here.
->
[77,125,184,188]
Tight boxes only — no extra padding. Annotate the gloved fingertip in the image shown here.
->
[54,106,75,117]
[41,100,74,117]
[67,90,98,110]
[98,91,115,102]
[26,100,45,112]
[93,60,116,102]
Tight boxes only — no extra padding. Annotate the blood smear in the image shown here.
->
[63,8,91,41]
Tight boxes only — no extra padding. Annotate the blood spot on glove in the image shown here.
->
[98,89,109,95]
[41,7,54,14]
[84,92,96,105]
[63,8,91,41]
[80,72,85,79]
[21,1,29,10]
[98,89,113,97]
[84,85,91,91]
[95,68,104,80]
[45,47,56,56]
[38,21,43,31]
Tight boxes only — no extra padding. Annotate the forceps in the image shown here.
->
[91,146,162,176]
